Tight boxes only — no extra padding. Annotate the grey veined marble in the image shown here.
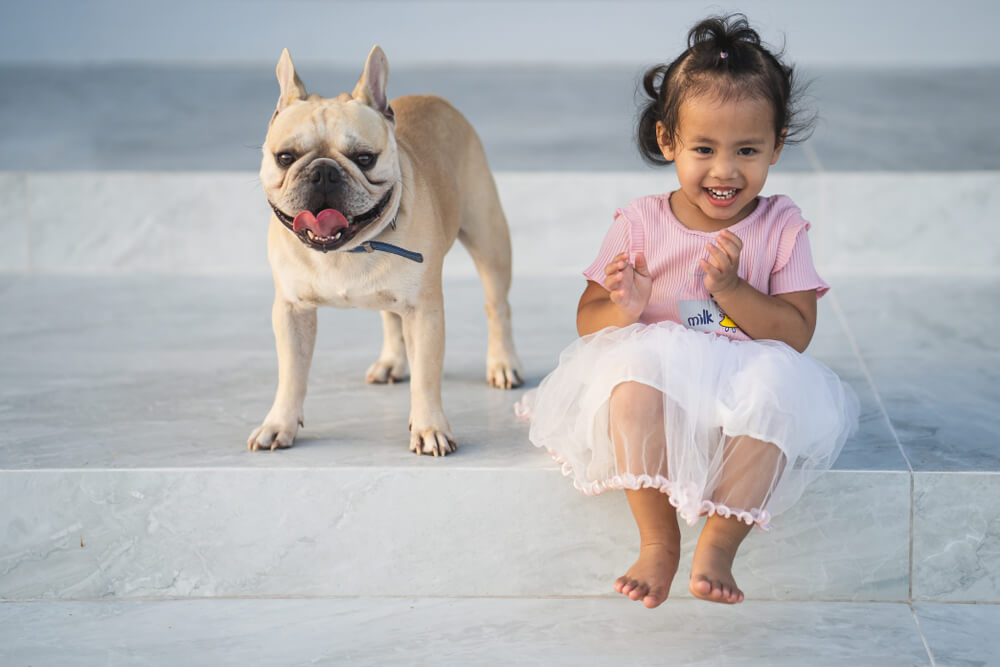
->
[0,598,932,666]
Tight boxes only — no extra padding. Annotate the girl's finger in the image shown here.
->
[705,243,730,268]
[720,229,743,251]
[714,235,740,261]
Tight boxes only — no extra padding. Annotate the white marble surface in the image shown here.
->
[0,275,884,471]
[0,598,933,666]
[3,171,999,276]
[836,277,1000,472]
[0,466,908,601]
[914,602,1000,667]
[0,272,972,602]
[913,472,1000,602]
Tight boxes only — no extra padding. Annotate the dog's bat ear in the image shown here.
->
[353,45,394,122]
[275,48,307,115]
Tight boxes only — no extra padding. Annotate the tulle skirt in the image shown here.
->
[517,321,859,530]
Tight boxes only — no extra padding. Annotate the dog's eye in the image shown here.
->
[276,152,296,168]
[354,153,377,170]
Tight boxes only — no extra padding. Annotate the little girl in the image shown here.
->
[520,15,858,607]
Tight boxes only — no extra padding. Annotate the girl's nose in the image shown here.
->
[709,155,738,179]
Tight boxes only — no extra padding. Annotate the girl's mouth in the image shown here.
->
[704,187,739,206]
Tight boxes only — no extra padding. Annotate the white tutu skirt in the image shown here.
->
[518,321,859,530]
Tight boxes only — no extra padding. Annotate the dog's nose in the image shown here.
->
[310,163,342,188]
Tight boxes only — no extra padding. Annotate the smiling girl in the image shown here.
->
[520,14,858,608]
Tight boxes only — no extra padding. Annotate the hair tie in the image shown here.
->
[720,51,729,60]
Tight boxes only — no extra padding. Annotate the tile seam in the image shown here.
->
[829,289,915,603]
[908,602,938,667]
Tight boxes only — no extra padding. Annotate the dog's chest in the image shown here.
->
[283,259,421,312]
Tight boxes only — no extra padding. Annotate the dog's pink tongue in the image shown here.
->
[292,209,349,236]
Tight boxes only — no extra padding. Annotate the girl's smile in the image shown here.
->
[656,93,783,232]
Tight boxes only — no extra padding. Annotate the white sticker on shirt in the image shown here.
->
[677,270,741,334]
[678,299,724,332]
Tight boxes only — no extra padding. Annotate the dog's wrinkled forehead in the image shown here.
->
[266,97,391,156]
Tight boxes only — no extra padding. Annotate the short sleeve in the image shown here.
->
[582,209,632,287]
[769,222,830,298]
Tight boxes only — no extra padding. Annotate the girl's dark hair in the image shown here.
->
[636,14,814,166]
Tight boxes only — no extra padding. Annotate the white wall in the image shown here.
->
[1,0,997,68]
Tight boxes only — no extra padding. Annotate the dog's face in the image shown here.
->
[261,47,401,252]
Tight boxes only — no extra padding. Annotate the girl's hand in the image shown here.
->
[699,229,743,295]
[604,252,652,320]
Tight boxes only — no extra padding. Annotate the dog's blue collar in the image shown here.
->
[348,240,423,263]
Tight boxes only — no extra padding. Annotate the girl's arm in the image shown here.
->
[702,230,817,352]
[712,285,817,352]
[577,252,651,336]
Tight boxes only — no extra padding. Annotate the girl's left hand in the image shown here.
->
[699,229,743,295]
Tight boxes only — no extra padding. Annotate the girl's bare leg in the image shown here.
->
[609,382,679,608]
[689,435,784,604]
[615,488,681,608]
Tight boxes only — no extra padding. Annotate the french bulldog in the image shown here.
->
[248,46,523,456]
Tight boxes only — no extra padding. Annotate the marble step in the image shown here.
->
[2,171,999,277]
[7,597,994,666]
[1,275,997,604]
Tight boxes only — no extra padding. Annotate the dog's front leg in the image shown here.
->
[402,297,455,456]
[248,297,317,451]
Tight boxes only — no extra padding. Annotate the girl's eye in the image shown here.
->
[738,148,758,156]
[694,147,713,155]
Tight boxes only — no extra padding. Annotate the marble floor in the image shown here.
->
[5,598,997,666]
[2,62,999,665]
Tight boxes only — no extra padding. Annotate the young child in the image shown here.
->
[520,15,859,607]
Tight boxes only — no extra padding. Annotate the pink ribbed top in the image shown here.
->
[583,193,829,341]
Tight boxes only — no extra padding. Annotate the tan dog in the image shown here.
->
[248,46,523,456]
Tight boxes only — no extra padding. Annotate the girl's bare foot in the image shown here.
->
[689,515,751,604]
[614,541,681,608]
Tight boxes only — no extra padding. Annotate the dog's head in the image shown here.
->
[261,46,401,252]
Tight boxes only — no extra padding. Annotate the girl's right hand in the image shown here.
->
[604,252,651,320]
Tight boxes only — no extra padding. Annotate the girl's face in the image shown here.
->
[657,93,783,231]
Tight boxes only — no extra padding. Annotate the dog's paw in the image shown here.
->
[487,360,524,390]
[365,358,410,384]
[247,418,301,452]
[409,426,456,457]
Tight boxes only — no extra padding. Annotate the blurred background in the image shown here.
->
[2,0,1000,173]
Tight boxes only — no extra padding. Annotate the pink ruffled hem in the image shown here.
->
[546,449,773,531]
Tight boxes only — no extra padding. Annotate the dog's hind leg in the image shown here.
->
[366,311,410,384]
[457,188,524,389]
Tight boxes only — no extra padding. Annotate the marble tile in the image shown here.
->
[913,472,1000,602]
[0,274,907,601]
[0,598,931,666]
[18,171,997,278]
[0,172,29,271]
[0,464,907,601]
[0,275,890,474]
[835,276,1000,472]
[820,172,1000,275]
[914,602,1000,667]
[25,172,271,275]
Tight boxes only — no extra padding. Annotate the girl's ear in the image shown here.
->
[770,129,787,165]
[656,121,676,161]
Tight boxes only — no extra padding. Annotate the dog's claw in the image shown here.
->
[487,364,524,390]
[410,427,456,457]
[247,419,299,452]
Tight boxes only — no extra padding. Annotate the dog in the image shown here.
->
[247,46,523,456]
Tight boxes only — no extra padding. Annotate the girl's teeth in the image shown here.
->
[708,188,737,199]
